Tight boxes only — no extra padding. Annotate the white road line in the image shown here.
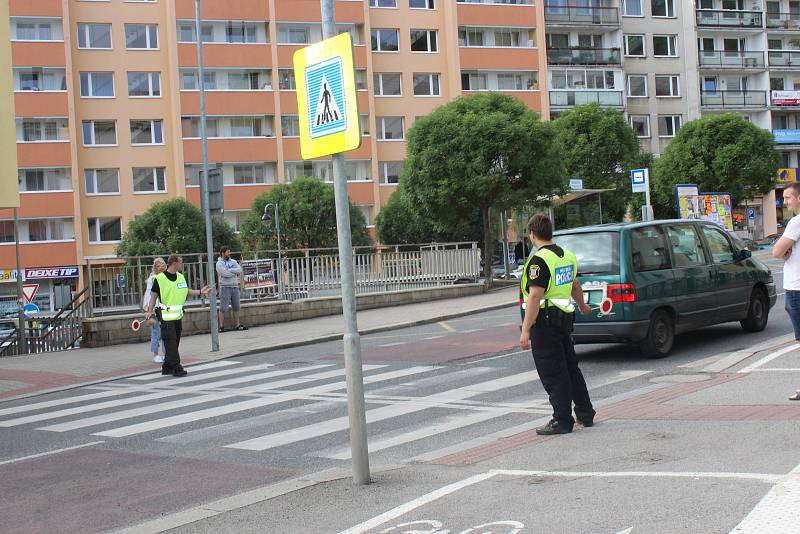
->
[492,469,783,483]
[738,344,798,373]
[378,342,406,348]
[465,350,528,364]
[0,364,337,427]
[92,366,439,438]
[127,360,242,380]
[337,472,496,534]
[750,368,800,372]
[729,463,800,533]
[320,410,508,460]
[131,362,277,385]
[0,441,105,466]
[226,370,542,451]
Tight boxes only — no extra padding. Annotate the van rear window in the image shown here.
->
[554,232,619,275]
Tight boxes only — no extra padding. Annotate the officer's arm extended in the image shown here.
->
[571,279,591,315]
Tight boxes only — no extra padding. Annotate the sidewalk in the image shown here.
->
[0,286,517,401]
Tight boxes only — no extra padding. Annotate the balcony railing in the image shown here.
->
[768,50,800,67]
[457,0,533,4]
[698,50,765,68]
[695,9,763,28]
[544,5,619,25]
[700,90,767,107]
[549,90,623,107]
[546,47,621,65]
[766,12,800,29]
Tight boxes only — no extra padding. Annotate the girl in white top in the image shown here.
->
[143,257,167,363]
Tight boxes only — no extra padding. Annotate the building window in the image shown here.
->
[497,72,537,90]
[379,161,403,184]
[223,210,249,233]
[125,24,158,49]
[12,19,61,41]
[127,72,161,97]
[459,28,485,47]
[658,115,681,137]
[77,23,112,49]
[370,0,397,6]
[655,75,680,97]
[627,75,648,97]
[372,29,399,52]
[133,167,167,193]
[410,29,438,52]
[14,68,66,91]
[355,69,368,90]
[623,0,643,16]
[225,21,260,43]
[771,77,785,91]
[278,69,296,90]
[461,72,487,91]
[233,164,270,185]
[79,72,114,98]
[130,120,164,145]
[17,118,68,142]
[377,117,405,140]
[19,168,71,192]
[651,0,676,17]
[281,115,300,137]
[410,0,436,7]
[0,222,13,243]
[230,117,264,137]
[277,23,312,44]
[360,114,370,135]
[82,120,117,146]
[624,35,645,57]
[374,73,402,96]
[85,169,120,195]
[628,115,651,137]
[652,35,678,57]
[88,217,122,243]
[413,73,440,96]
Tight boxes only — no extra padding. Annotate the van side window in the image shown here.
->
[666,225,706,267]
[630,226,671,272]
[700,226,735,263]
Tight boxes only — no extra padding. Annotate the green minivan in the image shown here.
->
[552,219,777,358]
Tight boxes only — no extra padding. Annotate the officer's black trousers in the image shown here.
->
[160,318,183,369]
[530,312,595,427]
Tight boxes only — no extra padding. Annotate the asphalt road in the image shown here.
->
[0,252,795,533]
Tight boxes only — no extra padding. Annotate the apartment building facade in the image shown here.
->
[6,0,548,313]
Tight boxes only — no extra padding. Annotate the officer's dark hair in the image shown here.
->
[528,214,553,241]
[220,246,230,255]
[167,254,182,266]
[787,183,800,197]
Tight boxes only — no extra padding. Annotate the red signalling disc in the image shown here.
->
[131,320,141,331]
[600,298,613,315]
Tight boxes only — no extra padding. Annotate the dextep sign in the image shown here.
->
[24,266,79,280]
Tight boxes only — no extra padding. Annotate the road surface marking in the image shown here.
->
[465,350,528,364]
[0,441,105,466]
[92,366,438,438]
[750,367,800,372]
[437,321,457,333]
[378,342,406,348]
[127,360,243,380]
[729,462,800,533]
[226,370,543,451]
[738,344,797,373]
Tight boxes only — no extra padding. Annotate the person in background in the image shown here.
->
[143,257,166,364]
[216,246,248,332]
[515,236,532,264]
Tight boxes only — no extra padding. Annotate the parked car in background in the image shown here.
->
[547,220,776,358]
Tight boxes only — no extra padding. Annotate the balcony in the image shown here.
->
[700,90,767,108]
[695,9,763,28]
[774,130,800,144]
[698,51,765,69]
[544,5,619,26]
[546,47,621,66]
[771,89,800,106]
[768,50,800,67]
[549,90,623,108]
[766,12,800,29]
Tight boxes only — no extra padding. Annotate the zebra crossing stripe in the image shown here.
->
[91,366,439,438]
[127,360,243,380]
[226,370,542,452]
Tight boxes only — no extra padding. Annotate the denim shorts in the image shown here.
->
[220,286,241,312]
[150,319,164,354]
[785,290,800,341]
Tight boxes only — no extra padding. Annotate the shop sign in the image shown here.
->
[24,266,79,280]
[0,269,19,283]
[777,168,799,183]
[773,129,800,144]
[771,90,800,106]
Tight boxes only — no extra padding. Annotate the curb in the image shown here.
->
[0,300,517,403]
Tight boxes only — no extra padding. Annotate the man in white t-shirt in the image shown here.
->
[772,182,800,400]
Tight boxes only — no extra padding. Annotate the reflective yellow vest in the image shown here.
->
[520,247,578,313]
[156,272,189,321]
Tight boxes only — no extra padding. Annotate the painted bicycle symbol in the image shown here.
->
[379,519,524,534]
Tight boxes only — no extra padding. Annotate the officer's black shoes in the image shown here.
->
[536,419,573,435]
[161,365,173,375]
[172,365,188,377]
[577,419,594,428]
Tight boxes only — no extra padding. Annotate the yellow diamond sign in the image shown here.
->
[293,33,361,160]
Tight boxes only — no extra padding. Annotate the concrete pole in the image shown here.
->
[501,210,510,278]
[14,208,25,354]
[320,0,370,485]
[195,0,220,351]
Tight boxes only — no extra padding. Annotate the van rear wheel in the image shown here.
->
[640,310,674,359]
[741,288,769,333]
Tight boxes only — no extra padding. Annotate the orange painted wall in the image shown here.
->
[183,138,279,163]
[459,47,540,71]
[180,91,276,116]
[0,193,75,219]
[14,92,69,117]
[275,1,365,23]
[178,44,273,68]
[174,0,269,20]
[456,4,537,27]
[11,42,66,67]
[17,143,71,168]
[0,242,78,270]
[10,0,62,17]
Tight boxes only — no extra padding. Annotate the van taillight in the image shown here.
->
[608,283,637,303]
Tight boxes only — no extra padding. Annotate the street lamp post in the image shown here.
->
[262,203,282,299]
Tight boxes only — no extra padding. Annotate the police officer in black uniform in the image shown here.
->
[519,214,596,435]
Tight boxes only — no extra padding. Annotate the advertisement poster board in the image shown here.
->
[241,259,275,289]
[675,185,734,231]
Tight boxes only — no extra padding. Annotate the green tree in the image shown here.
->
[551,103,643,226]
[239,176,371,252]
[652,113,780,217]
[375,186,482,245]
[116,198,237,257]
[402,93,564,285]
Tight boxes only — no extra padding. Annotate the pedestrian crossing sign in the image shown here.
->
[294,32,361,159]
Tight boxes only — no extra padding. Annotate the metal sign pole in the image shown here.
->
[14,208,25,354]
[195,0,219,351]
[320,0,370,486]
